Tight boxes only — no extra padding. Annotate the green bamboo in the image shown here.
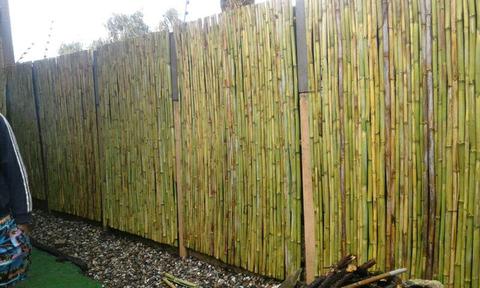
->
[176,0,301,279]
[5,62,46,201]
[304,0,470,284]
[3,0,480,285]
[33,53,101,221]
[95,33,177,245]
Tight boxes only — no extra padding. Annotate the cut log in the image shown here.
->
[308,255,356,288]
[331,259,376,288]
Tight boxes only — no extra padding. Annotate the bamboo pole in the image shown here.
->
[334,0,347,257]
[170,31,186,258]
[341,268,407,288]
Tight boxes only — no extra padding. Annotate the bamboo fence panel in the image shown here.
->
[304,0,426,278]
[6,62,46,200]
[33,53,101,220]
[306,0,378,272]
[1,0,479,284]
[96,33,177,245]
[391,0,428,275]
[304,0,479,286]
[176,0,301,279]
[432,0,480,287]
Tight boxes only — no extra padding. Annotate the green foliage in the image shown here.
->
[58,42,83,55]
[158,8,180,32]
[220,0,254,11]
[88,38,108,50]
[105,11,150,41]
[87,11,150,50]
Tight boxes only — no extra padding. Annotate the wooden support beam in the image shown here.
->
[174,101,186,258]
[295,0,316,283]
[299,95,315,283]
[0,0,14,65]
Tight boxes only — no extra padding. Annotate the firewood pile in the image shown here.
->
[306,255,405,288]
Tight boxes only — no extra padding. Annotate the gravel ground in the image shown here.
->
[30,210,280,288]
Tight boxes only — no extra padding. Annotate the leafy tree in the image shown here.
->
[105,11,150,41]
[58,42,84,55]
[158,8,181,32]
[88,38,108,50]
[220,0,254,11]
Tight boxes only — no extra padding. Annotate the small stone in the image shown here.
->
[30,210,279,288]
[54,239,67,246]
[404,279,444,288]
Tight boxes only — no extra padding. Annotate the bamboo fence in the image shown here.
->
[303,0,480,286]
[96,33,177,245]
[176,0,302,279]
[305,0,400,273]
[33,53,101,220]
[5,62,46,200]
[1,0,479,285]
[432,0,480,287]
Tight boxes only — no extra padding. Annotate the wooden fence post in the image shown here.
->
[0,0,15,65]
[295,0,316,283]
[170,32,187,258]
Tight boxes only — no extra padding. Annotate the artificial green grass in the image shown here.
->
[16,248,101,288]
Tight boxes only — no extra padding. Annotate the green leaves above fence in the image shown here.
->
[34,53,101,221]
[176,0,301,279]
[6,62,46,200]
[96,33,177,245]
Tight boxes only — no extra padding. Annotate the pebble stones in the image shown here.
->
[30,210,280,288]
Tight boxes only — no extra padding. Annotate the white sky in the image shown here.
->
[10,0,235,62]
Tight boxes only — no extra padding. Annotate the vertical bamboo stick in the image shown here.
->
[171,31,186,258]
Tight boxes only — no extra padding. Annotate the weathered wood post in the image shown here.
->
[0,0,14,65]
[294,0,316,283]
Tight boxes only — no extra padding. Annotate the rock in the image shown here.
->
[404,279,444,288]
[54,239,67,246]
[30,210,280,288]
